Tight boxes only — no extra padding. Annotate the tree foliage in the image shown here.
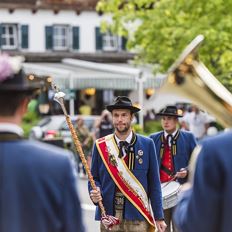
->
[97,0,232,90]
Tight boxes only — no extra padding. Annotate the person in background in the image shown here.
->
[0,54,84,232]
[95,109,114,138]
[181,104,209,140]
[89,96,166,232]
[174,131,232,232]
[74,117,93,177]
[150,105,197,232]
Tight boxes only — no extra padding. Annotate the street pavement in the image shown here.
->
[78,177,100,232]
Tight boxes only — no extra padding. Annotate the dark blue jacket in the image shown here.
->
[174,131,232,232]
[150,130,197,184]
[0,139,84,232]
[89,134,164,221]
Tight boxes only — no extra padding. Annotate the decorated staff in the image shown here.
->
[51,84,119,230]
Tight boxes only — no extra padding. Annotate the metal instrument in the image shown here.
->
[158,34,232,128]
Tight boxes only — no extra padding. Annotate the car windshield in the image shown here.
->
[37,116,66,131]
[37,117,51,127]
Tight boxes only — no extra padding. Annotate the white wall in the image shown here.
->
[0,9,102,52]
[129,91,191,113]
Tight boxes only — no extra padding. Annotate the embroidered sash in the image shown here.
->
[96,134,156,231]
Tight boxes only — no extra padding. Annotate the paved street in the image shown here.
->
[78,177,100,232]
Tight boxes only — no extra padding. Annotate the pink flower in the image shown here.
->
[0,54,14,82]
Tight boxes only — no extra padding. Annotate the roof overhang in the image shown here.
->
[23,59,164,90]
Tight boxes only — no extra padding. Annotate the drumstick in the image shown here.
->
[161,176,177,189]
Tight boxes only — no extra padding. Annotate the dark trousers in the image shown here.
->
[164,207,178,232]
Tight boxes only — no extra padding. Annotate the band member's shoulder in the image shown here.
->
[136,133,156,143]
[149,131,163,139]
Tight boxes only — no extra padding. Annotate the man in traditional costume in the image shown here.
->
[89,96,166,232]
[150,105,197,232]
[0,54,84,232]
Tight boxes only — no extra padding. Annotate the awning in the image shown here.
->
[23,61,164,90]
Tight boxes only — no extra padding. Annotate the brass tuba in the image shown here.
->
[158,35,232,128]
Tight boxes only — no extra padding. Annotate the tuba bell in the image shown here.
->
[158,34,232,128]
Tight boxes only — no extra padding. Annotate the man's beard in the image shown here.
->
[114,123,130,135]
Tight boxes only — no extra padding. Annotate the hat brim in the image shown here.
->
[0,68,41,93]
[0,83,40,92]
[156,112,183,117]
[106,105,140,113]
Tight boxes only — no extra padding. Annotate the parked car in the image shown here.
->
[29,115,99,147]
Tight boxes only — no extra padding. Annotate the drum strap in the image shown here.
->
[160,164,175,177]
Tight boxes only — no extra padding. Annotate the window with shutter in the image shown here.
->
[102,33,118,52]
[72,26,79,50]
[95,27,103,50]
[1,24,18,50]
[122,37,127,51]
[21,25,29,49]
[45,26,53,50]
[53,25,69,51]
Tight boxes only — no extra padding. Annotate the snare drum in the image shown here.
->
[161,181,181,210]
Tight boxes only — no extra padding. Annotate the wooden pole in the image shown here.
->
[65,115,106,216]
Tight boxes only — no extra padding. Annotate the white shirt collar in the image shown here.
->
[164,129,178,138]
[115,130,133,145]
[0,123,24,136]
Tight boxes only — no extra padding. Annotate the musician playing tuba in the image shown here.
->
[150,105,197,232]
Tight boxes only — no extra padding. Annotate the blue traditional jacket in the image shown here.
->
[0,138,84,232]
[150,130,197,184]
[89,134,164,221]
[174,131,232,232]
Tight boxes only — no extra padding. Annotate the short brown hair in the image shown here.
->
[0,92,29,116]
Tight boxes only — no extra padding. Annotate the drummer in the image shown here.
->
[150,105,197,232]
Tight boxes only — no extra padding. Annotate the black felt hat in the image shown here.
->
[0,54,40,93]
[156,105,183,117]
[106,96,140,113]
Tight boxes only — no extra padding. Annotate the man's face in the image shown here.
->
[192,105,199,114]
[161,116,178,133]
[112,109,133,135]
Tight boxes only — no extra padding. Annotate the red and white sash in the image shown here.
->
[96,134,156,231]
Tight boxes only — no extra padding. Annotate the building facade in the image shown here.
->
[0,0,129,60]
[0,0,165,126]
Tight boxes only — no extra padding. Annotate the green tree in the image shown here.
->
[97,0,232,90]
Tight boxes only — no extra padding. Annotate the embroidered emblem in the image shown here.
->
[138,158,143,164]
[107,146,118,166]
[109,154,118,166]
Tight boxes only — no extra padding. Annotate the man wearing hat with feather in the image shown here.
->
[150,105,197,232]
[89,96,167,232]
[0,53,84,232]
